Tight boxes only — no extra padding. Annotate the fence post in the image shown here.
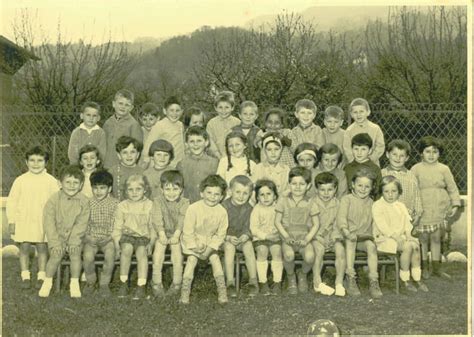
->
[51,135,57,176]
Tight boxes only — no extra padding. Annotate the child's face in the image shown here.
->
[323,116,343,134]
[257,186,276,206]
[289,176,310,198]
[382,182,399,203]
[61,175,83,197]
[228,137,246,158]
[186,135,208,156]
[200,186,224,207]
[80,151,100,172]
[386,147,409,170]
[239,107,258,127]
[92,184,112,201]
[350,105,370,125]
[352,177,372,199]
[152,151,171,169]
[215,101,234,119]
[422,146,440,164]
[297,154,316,170]
[264,142,282,164]
[189,113,205,127]
[162,183,183,202]
[80,107,100,128]
[164,104,183,123]
[316,183,337,202]
[320,152,339,172]
[26,154,47,175]
[352,145,371,163]
[140,114,158,130]
[112,96,133,117]
[265,113,282,132]
[117,144,139,167]
[294,108,316,127]
[229,182,252,206]
[126,181,146,202]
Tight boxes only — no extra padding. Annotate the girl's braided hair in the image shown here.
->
[225,131,251,175]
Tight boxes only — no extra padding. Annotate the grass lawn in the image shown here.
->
[2,256,468,336]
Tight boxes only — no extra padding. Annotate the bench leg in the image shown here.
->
[380,265,386,282]
[235,254,240,292]
[394,258,400,295]
[56,265,61,293]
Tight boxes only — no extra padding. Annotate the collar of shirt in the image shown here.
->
[114,113,132,122]
[297,123,316,131]
[314,196,338,209]
[355,120,369,128]
[287,193,311,205]
[385,165,408,172]
[79,123,101,134]
[262,162,285,173]
[60,190,83,201]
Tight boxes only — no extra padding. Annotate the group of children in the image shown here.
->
[6,89,461,303]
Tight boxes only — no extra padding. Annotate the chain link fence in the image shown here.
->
[1,103,468,196]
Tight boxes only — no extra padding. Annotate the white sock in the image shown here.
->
[38,278,53,297]
[70,278,80,287]
[256,261,268,283]
[399,269,410,282]
[137,278,147,286]
[43,277,53,286]
[411,267,422,282]
[120,275,128,283]
[21,270,31,280]
[37,271,46,281]
[271,260,283,283]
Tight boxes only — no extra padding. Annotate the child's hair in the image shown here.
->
[262,132,283,149]
[139,102,160,118]
[160,170,184,189]
[25,145,49,162]
[199,174,228,195]
[294,142,319,167]
[351,133,373,149]
[214,90,235,108]
[288,166,312,184]
[386,139,411,156]
[317,143,343,166]
[418,135,444,156]
[164,96,181,109]
[78,145,102,169]
[148,139,174,161]
[295,99,317,113]
[116,136,143,154]
[324,105,344,119]
[183,106,206,128]
[349,98,370,112]
[240,101,258,114]
[114,89,134,103]
[124,174,151,199]
[314,172,339,190]
[255,179,278,201]
[81,101,100,114]
[264,107,287,128]
[351,168,376,187]
[229,175,254,190]
[90,169,113,187]
[60,165,85,183]
[379,175,403,196]
[185,126,209,142]
[225,131,251,175]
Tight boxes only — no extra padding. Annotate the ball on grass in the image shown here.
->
[2,245,19,257]
[307,319,340,336]
[447,251,467,263]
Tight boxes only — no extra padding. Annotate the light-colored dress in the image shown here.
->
[250,203,279,241]
[6,171,59,242]
[216,156,257,186]
[252,162,290,196]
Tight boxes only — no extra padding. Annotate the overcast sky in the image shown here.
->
[1,0,467,44]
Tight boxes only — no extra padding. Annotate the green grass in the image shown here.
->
[2,256,468,336]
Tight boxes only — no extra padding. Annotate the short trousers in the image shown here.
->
[84,234,113,249]
[415,223,439,234]
[120,235,150,251]
[253,240,281,248]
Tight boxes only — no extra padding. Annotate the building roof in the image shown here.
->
[0,35,40,75]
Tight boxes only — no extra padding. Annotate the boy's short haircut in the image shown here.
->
[160,170,184,188]
[116,136,143,154]
[148,139,174,161]
[90,169,113,187]
[185,126,209,142]
[229,175,254,190]
[349,98,370,112]
[294,142,319,166]
[295,99,317,113]
[288,166,312,184]
[255,179,279,201]
[214,90,235,108]
[264,107,287,127]
[418,135,444,155]
[81,101,100,114]
[199,174,227,195]
[314,172,339,189]
[379,175,403,196]
[79,144,101,160]
[114,89,134,103]
[351,168,376,184]
[125,174,152,199]
[324,105,344,119]
[184,106,205,127]
[387,139,411,156]
[164,96,181,109]
[317,143,343,166]
[240,101,258,113]
[60,165,85,183]
[139,102,160,118]
[351,133,373,149]
[25,145,49,162]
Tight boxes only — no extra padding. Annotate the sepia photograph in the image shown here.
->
[1,0,471,335]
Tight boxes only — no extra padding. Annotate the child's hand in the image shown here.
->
[169,236,180,245]
[8,223,15,235]
[348,232,357,242]
[448,206,459,218]
[284,236,295,245]
[195,243,206,254]
[158,236,168,245]
[239,234,250,244]
[114,244,121,260]
[146,244,153,256]
[266,233,280,242]
[229,236,240,246]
